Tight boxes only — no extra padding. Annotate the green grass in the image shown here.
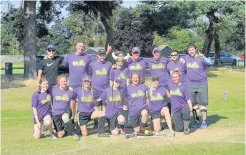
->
[0,63,24,75]
[1,68,245,155]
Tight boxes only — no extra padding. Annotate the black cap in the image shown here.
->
[47,44,56,51]
[97,49,106,54]
[152,76,159,82]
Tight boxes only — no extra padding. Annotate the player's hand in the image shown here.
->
[112,64,117,69]
[179,58,185,64]
[198,51,204,58]
[107,44,112,52]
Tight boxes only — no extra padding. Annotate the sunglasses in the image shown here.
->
[48,50,55,52]
[153,51,160,54]
[171,54,178,57]
[132,52,140,54]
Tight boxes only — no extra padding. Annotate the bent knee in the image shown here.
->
[117,115,125,125]
[62,113,70,123]
[57,131,65,138]
[141,109,148,116]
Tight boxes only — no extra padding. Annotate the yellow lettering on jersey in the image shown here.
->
[170,89,182,97]
[152,63,165,69]
[41,95,51,104]
[130,63,143,70]
[132,90,145,98]
[96,68,108,75]
[72,60,85,66]
[55,94,70,101]
[120,73,126,79]
[81,96,94,102]
[150,93,164,101]
[109,95,122,102]
[187,62,199,68]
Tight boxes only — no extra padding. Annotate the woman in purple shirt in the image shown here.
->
[74,76,105,136]
[51,75,79,140]
[99,76,127,135]
[127,72,148,133]
[147,77,174,134]
[167,70,193,135]
[31,77,56,139]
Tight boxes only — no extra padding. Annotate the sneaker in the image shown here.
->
[201,121,207,129]
[184,127,190,135]
[73,134,80,141]
[168,130,175,137]
[50,133,57,139]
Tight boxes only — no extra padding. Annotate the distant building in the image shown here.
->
[158,45,173,57]
[84,47,104,55]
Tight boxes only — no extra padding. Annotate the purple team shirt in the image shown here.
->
[167,59,187,82]
[110,67,129,87]
[31,91,52,121]
[100,87,127,118]
[145,57,170,86]
[128,58,147,82]
[63,53,92,86]
[89,60,112,99]
[74,87,95,113]
[147,87,167,113]
[51,86,76,116]
[168,81,190,112]
[184,54,208,84]
[127,84,148,117]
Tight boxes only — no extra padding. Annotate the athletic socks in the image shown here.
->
[183,120,190,135]
[98,116,106,134]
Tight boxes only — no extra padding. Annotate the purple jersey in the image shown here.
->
[89,60,112,98]
[31,91,52,120]
[100,87,127,117]
[147,87,167,113]
[168,81,190,112]
[110,67,129,87]
[128,58,147,82]
[145,57,170,86]
[74,87,95,113]
[184,54,208,84]
[51,86,76,116]
[63,53,92,86]
[167,59,187,82]
[127,84,148,117]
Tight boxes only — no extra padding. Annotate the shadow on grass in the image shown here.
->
[207,115,228,127]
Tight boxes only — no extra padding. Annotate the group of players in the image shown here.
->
[32,42,212,140]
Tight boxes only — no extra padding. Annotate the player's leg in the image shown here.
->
[198,84,209,129]
[188,84,200,127]
[62,112,79,140]
[172,109,183,132]
[117,113,126,134]
[161,107,174,133]
[182,105,191,135]
[141,109,148,128]
[53,114,65,138]
[130,115,140,133]
[78,112,91,136]
[43,115,56,139]
[33,119,43,139]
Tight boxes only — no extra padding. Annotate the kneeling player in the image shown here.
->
[31,77,56,139]
[51,75,80,140]
[99,77,127,135]
[147,77,174,134]
[74,76,105,136]
[167,70,192,135]
[127,72,148,133]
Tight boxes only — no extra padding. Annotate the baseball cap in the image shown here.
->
[83,76,91,82]
[152,76,159,82]
[131,47,141,53]
[97,49,106,54]
[47,44,56,51]
[152,47,160,53]
[171,50,178,55]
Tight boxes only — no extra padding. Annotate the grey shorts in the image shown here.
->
[187,84,208,106]
[172,105,190,132]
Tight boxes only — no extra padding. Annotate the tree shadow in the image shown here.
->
[207,72,218,77]
[207,115,228,127]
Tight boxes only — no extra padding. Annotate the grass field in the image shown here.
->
[0,63,24,75]
[1,68,245,155]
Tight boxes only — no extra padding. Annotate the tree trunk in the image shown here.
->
[100,13,114,49]
[202,33,213,57]
[23,0,37,78]
[214,33,220,66]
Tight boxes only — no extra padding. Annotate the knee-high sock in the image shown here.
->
[192,109,200,122]
[98,116,106,134]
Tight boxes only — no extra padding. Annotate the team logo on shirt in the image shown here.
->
[151,63,165,69]
[109,95,122,102]
[131,90,145,98]
[150,93,164,101]
[81,96,94,102]
[96,68,108,75]
[41,95,51,104]
[187,62,199,68]
[120,73,126,79]
[130,63,142,70]
[72,60,85,66]
[55,94,70,101]
[170,89,182,97]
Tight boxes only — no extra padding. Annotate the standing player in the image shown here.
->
[127,72,148,133]
[31,77,56,139]
[167,70,193,134]
[147,77,174,134]
[37,44,63,88]
[51,75,79,140]
[99,77,127,135]
[183,43,212,128]
[167,50,187,82]
[74,76,105,136]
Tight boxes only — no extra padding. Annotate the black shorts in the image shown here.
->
[150,111,161,120]
[78,112,93,126]
[52,110,72,132]
[130,115,141,128]
[187,84,208,106]
[107,111,123,131]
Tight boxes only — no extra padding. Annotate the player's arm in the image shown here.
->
[166,89,170,98]
[70,99,76,120]
[37,60,45,84]
[33,108,41,128]
[187,99,193,112]
[105,44,112,56]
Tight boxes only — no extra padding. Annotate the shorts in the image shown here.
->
[172,105,190,132]
[52,110,72,132]
[187,84,208,106]
[150,111,161,120]
[33,113,51,124]
[107,111,123,131]
[78,112,93,126]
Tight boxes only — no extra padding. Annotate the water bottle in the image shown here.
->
[224,90,228,100]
